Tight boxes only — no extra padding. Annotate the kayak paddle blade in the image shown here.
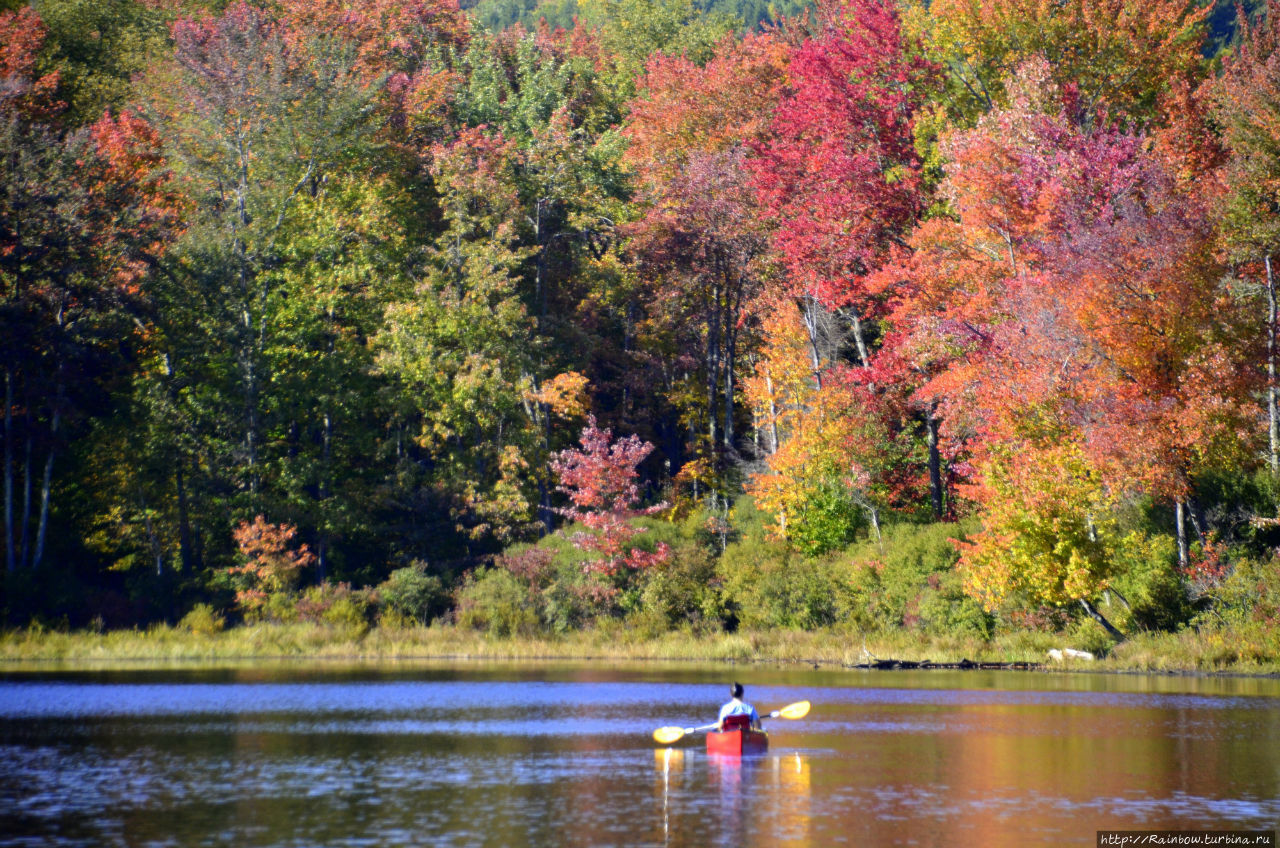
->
[653,726,686,745]
[775,700,811,720]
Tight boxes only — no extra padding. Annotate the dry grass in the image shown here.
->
[4,620,1274,674]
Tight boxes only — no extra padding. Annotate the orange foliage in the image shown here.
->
[0,7,63,122]
[227,517,317,616]
[527,371,590,420]
[624,31,790,188]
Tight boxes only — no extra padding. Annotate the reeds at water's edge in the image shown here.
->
[1,622,1276,673]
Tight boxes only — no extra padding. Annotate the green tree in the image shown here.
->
[124,2,405,580]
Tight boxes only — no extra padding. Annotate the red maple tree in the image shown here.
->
[550,417,669,575]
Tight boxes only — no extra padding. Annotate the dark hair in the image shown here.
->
[730,682,744,699]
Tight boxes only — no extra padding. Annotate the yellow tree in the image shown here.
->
[956,424,1121,623]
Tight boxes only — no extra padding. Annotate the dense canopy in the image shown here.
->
[3,0,1280,649]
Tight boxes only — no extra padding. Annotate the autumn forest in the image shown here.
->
[4,0,1280,663]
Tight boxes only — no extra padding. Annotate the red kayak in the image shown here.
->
[707,714,768,755]
[706,727,768,755]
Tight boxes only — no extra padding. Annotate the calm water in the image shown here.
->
[0,662,1278,847]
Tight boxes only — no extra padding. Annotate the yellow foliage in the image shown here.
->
[526,371,590,420]
[959,439,1118,611]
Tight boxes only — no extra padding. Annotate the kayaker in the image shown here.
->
[718,682,761,730]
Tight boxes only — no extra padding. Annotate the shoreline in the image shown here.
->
[2,622,1277,676]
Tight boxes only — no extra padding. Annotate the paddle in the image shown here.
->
[652,700,811,745]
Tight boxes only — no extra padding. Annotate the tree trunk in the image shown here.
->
[316,407,331,582]
[32,406,58,570]
[1186,496,1208,548]
[706,278,721,450]
[1175,500,1189,570]
[1078,597,1124,640]
[20,430,31,567]
[764,369,780,455]
[175,462,194,573]
[723,296,737,450]
[801,296,824,390]
[1267,255,1278,473]
[4,369,13,574]
[138,486,163,577]
[1107,586,1133,612]
[925,403,944,520]
[846,306,870,369]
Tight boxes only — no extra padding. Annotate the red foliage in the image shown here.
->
[0,7,62,122]
[550,416,670,575]
[227,517,316,614]
[278,0,469,73]
[751,0,935,312]
[277,0,469,140]
[1181,535,1231,600]
[625,31,789,187]
[87,110,186,287]
[896,60,1253,516]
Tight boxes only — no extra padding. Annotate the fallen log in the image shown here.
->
[844,658,1043,671]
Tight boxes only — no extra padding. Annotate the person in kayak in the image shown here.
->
[718,682,761,730]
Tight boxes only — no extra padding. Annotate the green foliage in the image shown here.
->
[787,482,866,557]
[32,0,167,126]
[717,537,841,629]
[470,0,809,35]
[377,563,449,625]
[179,603,226,635]
[1065,617,1116,657]
[454,568,542,637]
[593,0,735,82]
[842,520,991,637]
[959,441,1120,612]
[631,539,725,631]
[1203,552,1280,628]
[1109,531,1191,632]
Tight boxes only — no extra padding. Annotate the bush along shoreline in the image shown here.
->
[5,499,1279,674]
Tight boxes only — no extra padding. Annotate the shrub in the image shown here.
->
[1206,552,1280,628]
[295,582,373,632]
[263,591,299,623]
[718,540,840,629]
[634,541,725,632]
[226,517,315,620]
[1109,531,1190,631]
[841,520,986,635]
[179,603,225,635]
[916,570,994,639]
[787,482,867,557]
[378,562,448,625]
[454,569,541,637]
[1066,617,1115,657]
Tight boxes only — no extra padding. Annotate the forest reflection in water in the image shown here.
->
[0,662,1277,847]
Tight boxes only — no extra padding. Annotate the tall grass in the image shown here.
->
[3,621,1276,672]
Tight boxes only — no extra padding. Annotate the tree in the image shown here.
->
[623,32,787,460]
[751,0,934,369]
[1213,0,1280,474]
[375,127,542,546]
[747,356,898,555]
[902,59,1253,582]
[78,1,434,589]
[550,416,669,574]
[909,0,1210,131]
[24,0,168,128]
[2,10,179,574]
[226,516,316,619]
[957,436,1124,636]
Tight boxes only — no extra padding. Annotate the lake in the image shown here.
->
[0,661,1277,846]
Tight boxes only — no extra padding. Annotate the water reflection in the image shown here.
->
[1,665,1279,847]
[654,747,813,847]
